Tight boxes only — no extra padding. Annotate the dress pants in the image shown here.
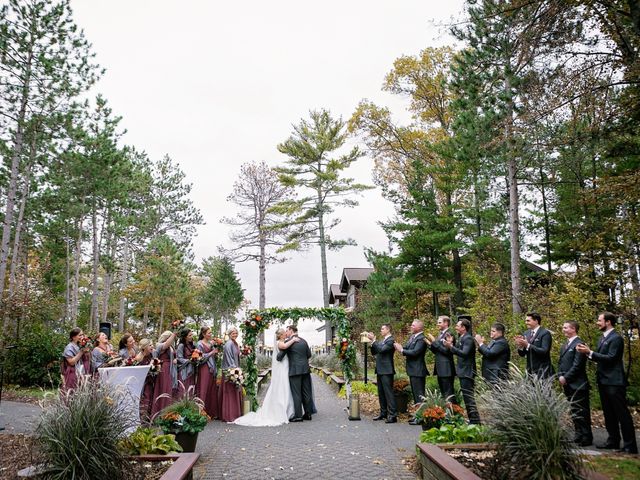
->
[376,373,397,418]
[459,377,480,424]
[437,375,456,403]
[598,383,637,450]
[290,373,313,418]
[563,386,592,442]
[409,375,426,404]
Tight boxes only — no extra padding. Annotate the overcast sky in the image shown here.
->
[71,0,465,345]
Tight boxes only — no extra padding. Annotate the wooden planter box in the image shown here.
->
[136,453,200,480]
[417,443,609,480]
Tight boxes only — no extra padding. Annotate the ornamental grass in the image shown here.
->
[36,377,136,480]
[478,367,586,480]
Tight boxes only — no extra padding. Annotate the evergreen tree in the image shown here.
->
[200,256,244,335]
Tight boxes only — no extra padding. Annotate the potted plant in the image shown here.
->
[392,378,411,413]
[154,387,210,453]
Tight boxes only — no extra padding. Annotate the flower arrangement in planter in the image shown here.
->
[154,387,210,452]
[118,427,183,455]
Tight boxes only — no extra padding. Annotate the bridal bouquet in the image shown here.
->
[224,367,245,390]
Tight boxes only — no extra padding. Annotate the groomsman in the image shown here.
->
[425,315,456,402]
[515,312,554,378]
[557,321,593,446]
[394,319,428,424]
[577,312,638,454]
[475,322,510,384]
[444,318,480,424]
[368,324,397,423]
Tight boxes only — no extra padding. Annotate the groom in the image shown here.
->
[277,325,314,422]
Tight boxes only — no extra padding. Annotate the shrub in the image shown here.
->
[337,380,378,398]
[117,427,182,455]
[154,386,209,435]
[4,324,67,387]
[310,352,343,372]
[36,378,135,479]
[479,368,585,480]
[419,423,491,444]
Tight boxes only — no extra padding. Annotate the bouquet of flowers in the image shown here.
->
[124,357,139,367]
[170,319,186,334]
[224,367,245,390]
[212,337,225,353]
[149,357,162,376]
[338,338,349,360]
[190,349,203,365]
[78,335,93,350]
[103,350,122,367]
[240,345,252,357]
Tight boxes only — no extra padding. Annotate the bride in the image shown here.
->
[233,328,298,426]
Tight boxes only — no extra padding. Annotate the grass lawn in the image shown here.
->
[3,384,56,403]
[586,455,640,480]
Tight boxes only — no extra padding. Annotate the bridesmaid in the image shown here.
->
[137,338,156,423]
[176,328,196,395]
[118,333,138,360]
[91,332,113,372]
[61,328,89,391]
[219,327,242,422]
[150,330,177,418]
[196,326,219,419]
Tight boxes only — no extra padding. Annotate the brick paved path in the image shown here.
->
[193,375,419,480]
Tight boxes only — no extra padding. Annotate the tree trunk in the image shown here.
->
[101,219,114,324]
[505,73,522,315]
[317,188,329,308]
[71,216,84,321]
[446,193,464,310]
[90,208,100,332]
[0,40,34,307]
[259,235,266,309]
[118,229,130,332]
[539,165,553,274]
[159,299,165,335]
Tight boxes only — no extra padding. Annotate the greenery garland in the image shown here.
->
[239,307,354,410]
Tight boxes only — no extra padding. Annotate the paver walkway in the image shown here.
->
[194,375,419,480]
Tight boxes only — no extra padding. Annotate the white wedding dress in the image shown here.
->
[233,338,294,427]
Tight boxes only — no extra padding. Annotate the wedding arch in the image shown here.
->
[239,307,355,410]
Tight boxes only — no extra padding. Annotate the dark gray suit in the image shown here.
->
[277,335,313,419]
[401,332,428,403]
[430,329,456,401]
[450,332,480,424]
[557,336,592,443]
[517,327,554,378]
[371,335,396,418]
[478,337,510,384]
[589,330,637,451]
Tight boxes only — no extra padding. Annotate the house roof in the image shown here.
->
[339,267,374,292]
[328,284,346,304]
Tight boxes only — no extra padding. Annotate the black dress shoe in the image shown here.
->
[289,417,303,422]
[385,416,397,423]
[372,415,386,421]
[302,413,312,421]
[618,447,639,454]
[408,419,420,425]
[596,441,620,449]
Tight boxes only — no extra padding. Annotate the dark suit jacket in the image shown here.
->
[590,330,626,386]
[557,337,589,391]
[276,336,311,376]
[402,332,429,377]
[430,328,456,378]
[450,332,476,379]
[371,335,395,375]
[517,327,554,377]
[478,336,510,382]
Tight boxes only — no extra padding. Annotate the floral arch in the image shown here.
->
[240,307,354,410]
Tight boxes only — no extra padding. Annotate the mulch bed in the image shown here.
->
[1,389,43,405]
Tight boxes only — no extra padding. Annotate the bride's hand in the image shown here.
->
[291,337,300,343]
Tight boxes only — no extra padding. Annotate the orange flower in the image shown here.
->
[190,350,201,360]
[255,315,262,321]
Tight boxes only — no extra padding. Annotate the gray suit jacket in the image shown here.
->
[590,330,626,386]
[478,336,510,382]
[430,329,456,378]
[557,337,589,391]
[450,332,476,379]
[402,332,429,377]
[277,336,311,376]
[371,335,395,375]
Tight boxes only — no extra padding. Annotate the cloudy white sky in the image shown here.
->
[71,0,465,345]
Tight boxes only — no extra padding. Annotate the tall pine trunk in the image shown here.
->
[317,186,329,307]
[71,216,84,321]
[118,230,130,331]
[90,208,100,331]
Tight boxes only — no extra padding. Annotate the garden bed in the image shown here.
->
[0,434,199,480]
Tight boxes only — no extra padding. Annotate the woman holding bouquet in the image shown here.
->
[219,327,242,422]
[91,332,114,371]
[196,327,220,419]
[118,333,138,360]
[176,328,197,394]
[62,328,90,391]
[151,330,177,418]
[137,338,156,422]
